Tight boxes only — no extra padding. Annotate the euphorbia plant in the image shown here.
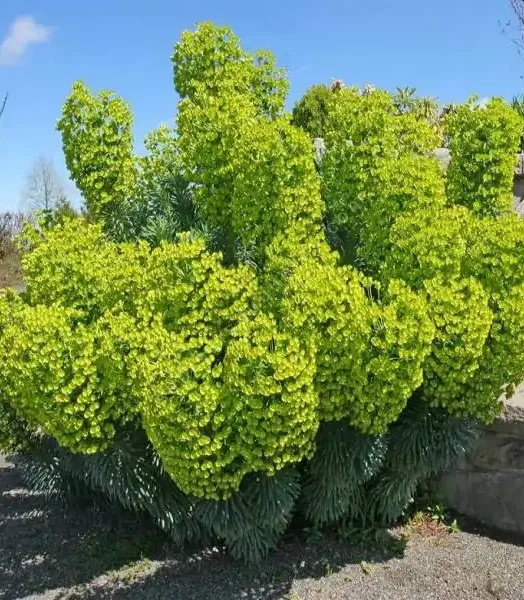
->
[1,22,524,562]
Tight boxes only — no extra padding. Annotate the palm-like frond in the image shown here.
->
[18,431,203,545]
[302,421,387,526]
[197,467,301,562]
[366,396,478,524]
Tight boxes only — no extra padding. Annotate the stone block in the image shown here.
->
[441,470,524,535]
[491,384,524,438]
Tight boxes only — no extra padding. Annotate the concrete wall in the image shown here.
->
[513,174,524,215]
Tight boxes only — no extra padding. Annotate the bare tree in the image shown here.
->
[504,1,524,57]
[0,211,23,259]
[23,157,67,214]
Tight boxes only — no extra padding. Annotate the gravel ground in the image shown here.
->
[2,454,524,600]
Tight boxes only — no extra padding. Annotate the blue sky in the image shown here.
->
[0,1,522,211]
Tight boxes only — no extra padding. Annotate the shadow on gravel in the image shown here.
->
[0,462,166,599]
[0,460,406,600]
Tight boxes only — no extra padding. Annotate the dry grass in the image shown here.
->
[402,510,454,540]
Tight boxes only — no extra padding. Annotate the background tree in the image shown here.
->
[22,157,67,214]
[393,86,418,113]
[294,84,441,145]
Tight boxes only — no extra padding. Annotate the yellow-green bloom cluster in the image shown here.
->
[135,314,317,498]
[444,98,523,217]
[174,24,323,261]
[0,301,137,453]
[57,82,138,218]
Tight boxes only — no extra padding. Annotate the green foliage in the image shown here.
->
[392,86,418,113]
[19,432,204,544]
[123,126,200,245]
[444,98,523,216]
[57,82,137,218]
[367,399,478,524]
[175,22,322,262]
[130,240,318,498]
[0,302,138,454]
[421,278,493,417]
[57,87,191,245]
[103,171,197,245]
[282,260,434,433]
[302,422,386,525]
[20,219,149,320]
[0,397,34,453]
[196,467,300,562]
[321,87,445,270]
[291,84,337,138]
[12,223,319,499]
[0,290,36,452]
[292,84,441,141]
[456,281,524,423]
[382,206,470,286]
[173,22,288,119]
[392,87,440,128]
[3,22,524,562]
[32,199,79,233]
[20,432,299,562]
[314,84,524,430]
[138,126,181,195]
[464,213,524,295]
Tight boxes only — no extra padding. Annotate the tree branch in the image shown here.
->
[0,93,8,122]
[507,1,524,59]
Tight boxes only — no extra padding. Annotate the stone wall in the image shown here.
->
[441,386,524,535]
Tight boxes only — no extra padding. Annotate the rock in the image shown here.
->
[468,432,524,471]
[441,470,524,534]
[440,383,524,535]
[491,384,524,438]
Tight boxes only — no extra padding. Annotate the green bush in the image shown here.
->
[2,23,524,561]
[320,87,445,271]
[444,98,523,216]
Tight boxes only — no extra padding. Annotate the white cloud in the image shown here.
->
[0,16,54,66]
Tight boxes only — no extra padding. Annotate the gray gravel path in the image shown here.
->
[1,454,524,600]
